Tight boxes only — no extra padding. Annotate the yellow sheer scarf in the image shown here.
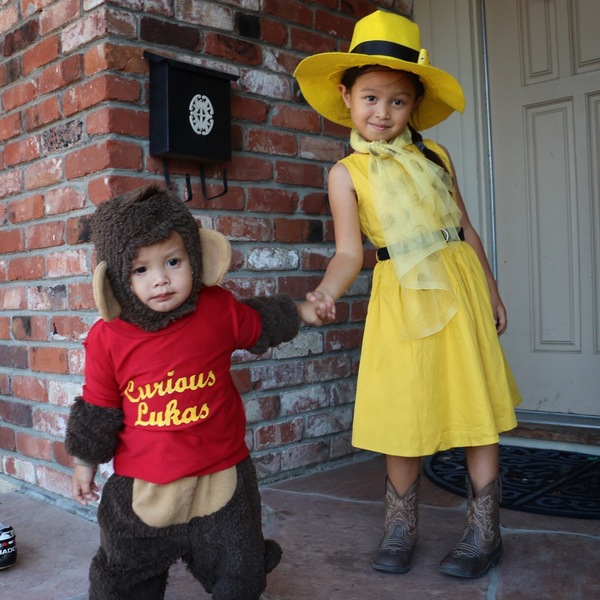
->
[350,128,463,339]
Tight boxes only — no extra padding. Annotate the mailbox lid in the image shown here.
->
[145,51,239,162]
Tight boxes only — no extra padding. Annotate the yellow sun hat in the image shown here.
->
[293,10,466,131]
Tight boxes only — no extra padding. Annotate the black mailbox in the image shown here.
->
[145,51,239,163]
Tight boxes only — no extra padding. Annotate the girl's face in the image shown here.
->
[129,231,193,313]
[339,69,422,142]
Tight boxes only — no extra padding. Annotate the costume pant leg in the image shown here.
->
[89,474,186,600]
[184,457,277,600]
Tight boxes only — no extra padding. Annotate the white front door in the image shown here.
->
[485,0,600,416]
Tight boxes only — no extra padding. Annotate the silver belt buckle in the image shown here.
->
[441,228,450,242]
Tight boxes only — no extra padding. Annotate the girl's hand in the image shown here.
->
[490,290,507,335]
[72,464,100,506]
[306,289,336,324]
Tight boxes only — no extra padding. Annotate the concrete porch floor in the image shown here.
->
[0,452,599,600]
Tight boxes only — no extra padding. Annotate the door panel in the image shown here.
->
[485,0,600,416]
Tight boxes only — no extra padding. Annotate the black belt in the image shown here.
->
[376,228,464,261]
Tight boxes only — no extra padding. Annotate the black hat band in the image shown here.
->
[351,40,419,63]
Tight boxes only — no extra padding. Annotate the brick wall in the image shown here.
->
[0,0,412,503]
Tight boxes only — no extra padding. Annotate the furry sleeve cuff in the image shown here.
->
[242,295,301,355]
[65,397,124,466]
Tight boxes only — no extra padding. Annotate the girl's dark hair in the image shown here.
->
[341,66,451,177]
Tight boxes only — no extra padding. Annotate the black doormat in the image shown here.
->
[423,445,600,519]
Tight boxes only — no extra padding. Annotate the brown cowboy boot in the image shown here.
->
[372,475,419,573]
[439,476,503,578]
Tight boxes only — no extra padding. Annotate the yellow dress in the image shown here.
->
[341,142,521,457]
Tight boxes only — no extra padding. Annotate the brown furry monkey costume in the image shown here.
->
[65,184,301,600]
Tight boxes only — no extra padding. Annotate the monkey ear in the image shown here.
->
[93,261,121,322]
[199,229,231,287]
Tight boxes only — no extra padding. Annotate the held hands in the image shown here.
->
[72,464,100,506]
[298,289,336,326]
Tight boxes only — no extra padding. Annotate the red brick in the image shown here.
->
[205,32,262,65]
[62,75,141,116]
[5,136,41,166]
[8,194,44,223]
[255,417,304,450]
[12,373,48,403]
[0,286,26,311]
[314,9,355,38]
[51,315,90,341]
[87,174,153,204]
[22,34,60,75]
[0,318,9,339]
[325,327,364,352]
[39,0,80,35]
[271,105,321,132]
[0,397,33,426]
[65,140,143,180]
[24,156,63,189]
[84,42,147,76]
[299,135,345,162]
[0,112,22,141]
[262,0,312,25]
[244,394,280,424]
[27,284,68,311]
[8,255,45,281]
[68,347,85,376]
[246,188,298,213]
[26,221,65,250]
[44,187,86,215]
[301,247,334,271]
[305,355,352,383]
[290,26,337,54]
[53,440,74,467]
[0,169,22,199]
[0,228,24,253]
[259,17,287,45]
[16,432,53,460]
[274,160,324,187]
[86,106,148,137]
[68,281,95,311]
[12,316,48,341]
[274,217,323,243]
[23,95,61,131]
[39,54,83,93]
[186,183,245,212]
[35,464,72,498]
[0,426,16,452]
[246,128,297,156]
[300,192,329,215]
[214,215,273,241]
[2,79,38,111]
[224,277,276,299]
[226,156,272,181]
[276,274,324,299]
[231,96,269,124]
[280,440,330,471]
[29,346,69,374]
[306,406,353,437]
[45,249,88,277]
[3,456,36,484]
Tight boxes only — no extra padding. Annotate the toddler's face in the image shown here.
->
[129,231,193,313]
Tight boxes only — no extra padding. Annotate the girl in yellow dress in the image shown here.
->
[294,10,521,578]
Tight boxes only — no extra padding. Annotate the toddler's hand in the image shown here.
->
[72,464,100,506]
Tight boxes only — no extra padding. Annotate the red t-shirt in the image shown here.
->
[82,286,262,484]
